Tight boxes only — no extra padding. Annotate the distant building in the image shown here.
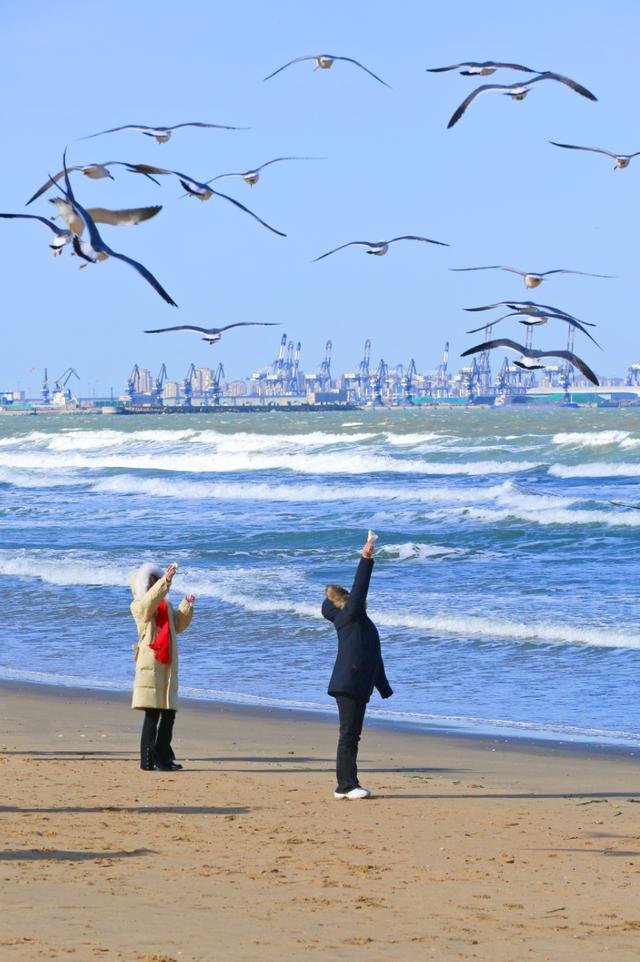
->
[162,380,182,402]
[226,380,247,397]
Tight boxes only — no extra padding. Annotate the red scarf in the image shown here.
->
[150,599,172,665]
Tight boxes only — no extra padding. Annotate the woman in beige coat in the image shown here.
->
[130,561,195,771]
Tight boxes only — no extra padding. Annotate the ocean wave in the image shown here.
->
[551,430,635,448]
[377,542,467,561]
[0,449,542,476]
[549,462,640,478]
[2,551,638,651]
[451,505,640,528]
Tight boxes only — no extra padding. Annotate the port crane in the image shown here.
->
[182,363,197,408]
[371,359,388,406]
[209,363,225,405]
[41,368,50,405]
[402,359,417,404]
[153,364,167,405]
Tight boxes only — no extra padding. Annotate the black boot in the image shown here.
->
[140,746,155,771]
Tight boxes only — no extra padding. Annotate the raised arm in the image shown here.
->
[130,575,169,623]
[345,556,374,616]
[174,596,195,634]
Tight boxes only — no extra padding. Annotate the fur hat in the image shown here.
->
[132,562,163,600]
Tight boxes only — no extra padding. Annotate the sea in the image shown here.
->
[1,407,639,747]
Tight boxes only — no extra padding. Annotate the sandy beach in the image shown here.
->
[0,684,638,961]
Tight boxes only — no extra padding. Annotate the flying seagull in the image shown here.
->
[49,198,162,234]
[0,212,72,254]
[124,164,286,236]
[463,300,590,323]
[263,55,390,87]
[209,156,323,187]
[313,235,449,261]
[80,122,247,144]
[427,60,538,77]
[57,150,177,306]
[144,322,278,344]
[549,141,640,170]
[26,162,163,206]
[451,265,612,288]
[447,72,597,128]
[461,338,599,385]
[466,308,600,347]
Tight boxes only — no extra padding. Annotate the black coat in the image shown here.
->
[322,557,393,703]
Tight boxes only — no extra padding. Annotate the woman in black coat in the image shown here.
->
[322,536,393,799]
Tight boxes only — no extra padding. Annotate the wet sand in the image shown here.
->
[1,682,639,961]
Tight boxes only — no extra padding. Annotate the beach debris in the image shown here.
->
[576,798,608,805]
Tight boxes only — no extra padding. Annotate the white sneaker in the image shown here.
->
[334,786,372,800]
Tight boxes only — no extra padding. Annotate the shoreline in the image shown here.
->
[2,677,638,761]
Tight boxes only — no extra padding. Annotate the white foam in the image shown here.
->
[549,462,640,479]
[552,430,634,448]
[377,542,466,561]
[453,505,640,528]
[0,449,541,476]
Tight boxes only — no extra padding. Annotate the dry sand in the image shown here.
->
[1,682,639,961]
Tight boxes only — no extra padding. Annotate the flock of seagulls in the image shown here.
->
[0,49,624,380]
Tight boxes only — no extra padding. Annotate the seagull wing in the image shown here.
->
[255,156,324,171]
[540,269,614,278]
[218,322,279,332]
[25,168,79,206]
[388,235,450,247]
[528,72,597,101]
[333,56,391,88]
[167,122,248,131]
[79,125,154,140]
[263,56,318,81]
[447,84,509,128]
[86,206,162,227]
[312,241,373,262]
[0,212,68,236]
[466,313,515,333]
[463,302,510,312]
[535,349,599,385]
[487,61,538,72]
[212,190,286,236]
[100,245,177,306]
[144,326,210,334]
[125,163,175,177]
[462,338,536,358]
[451,265,524,275]
[549,141,616,158]
[426,63,468,72]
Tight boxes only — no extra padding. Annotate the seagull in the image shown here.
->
[57,150,177,306]
[124,165,286,236]
[461,338,599,385]
[463,300,590,323]
[80,122,247,144]
[144,322,278,344]
[49,198,162,234]
[466,308,600,346]
[313,235,449,261]
[427,60,538,77]
[447,72,597,128]
[26,162,163,206]
[451,265,612,288]
[549,141,640,170]
[263,55,390,87]
[208,157,323,187]
[0,212,72,255]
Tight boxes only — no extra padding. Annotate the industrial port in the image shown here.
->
[2,333,640,414]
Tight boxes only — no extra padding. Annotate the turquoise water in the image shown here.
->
[1,408,639,745]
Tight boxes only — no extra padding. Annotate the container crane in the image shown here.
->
[153,363,168,405]
[371,359,388,406]
[318,340,332,389]
[126,364,140,402]
[182,363,197,408]
[210,363,225,405]
[402,359,417,404]
[41,368,50,405]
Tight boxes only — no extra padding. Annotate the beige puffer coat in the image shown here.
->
[130,572,193,710]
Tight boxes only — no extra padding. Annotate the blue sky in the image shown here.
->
[1,0,638,396]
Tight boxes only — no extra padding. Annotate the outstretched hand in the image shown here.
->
[362,540,375,559]
[185,594,196,605]
[165,564,177,584]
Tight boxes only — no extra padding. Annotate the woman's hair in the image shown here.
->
[326,584,349,609]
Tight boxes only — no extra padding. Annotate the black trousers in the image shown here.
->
[335,695,368,793]
[140,708,176,769]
